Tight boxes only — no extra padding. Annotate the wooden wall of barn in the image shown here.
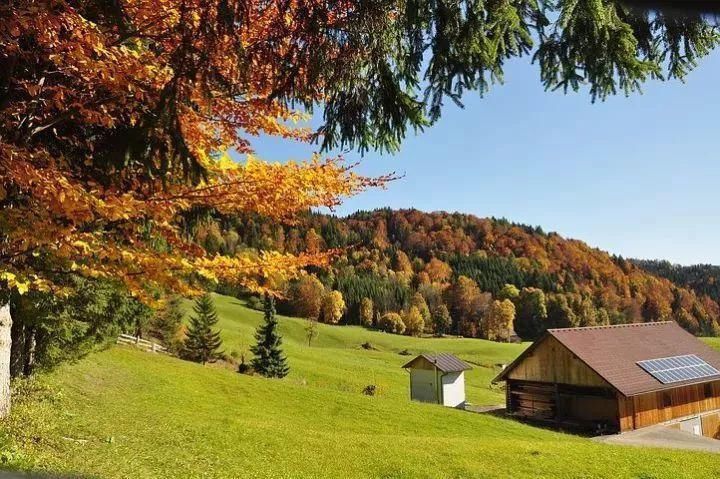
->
[505,336,610,388]
[617,381,720,432]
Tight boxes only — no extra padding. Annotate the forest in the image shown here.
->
[191,209,720,341]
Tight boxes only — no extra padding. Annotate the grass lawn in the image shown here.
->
[3,294,720,478]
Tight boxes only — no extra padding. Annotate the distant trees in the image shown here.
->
[321,290,346,324]
[483,299,516,342]
[446,276,490,337]
[410,293,431,327]
[182,295,223,365]
[378,313,405,335]
[402,307,424,337]
[149,296,185,353]
[251,295,289,378]
[547,295,577,329]
[514,288,548,340]
[288,275,325,320]
[360,298,374,327]
[190,209,720,340]
[432,305,452,336]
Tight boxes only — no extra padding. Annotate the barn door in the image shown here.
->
[509,381,556,420]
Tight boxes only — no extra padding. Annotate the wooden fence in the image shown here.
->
[116,334,168,353]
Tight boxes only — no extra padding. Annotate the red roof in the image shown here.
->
[496,321,720,397]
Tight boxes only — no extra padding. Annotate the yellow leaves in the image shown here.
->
[0,272,31,295]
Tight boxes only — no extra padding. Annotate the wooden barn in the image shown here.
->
[403,353,472,408]
[493,322,720,437]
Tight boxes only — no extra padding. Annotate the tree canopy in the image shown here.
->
[1,0,718,302]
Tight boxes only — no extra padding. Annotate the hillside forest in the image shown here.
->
[191,209,720,341]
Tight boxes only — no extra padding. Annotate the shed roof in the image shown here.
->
[402,353,472,373]
[494,321,720,397]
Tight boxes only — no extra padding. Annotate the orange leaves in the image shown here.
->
[0,0,393,302]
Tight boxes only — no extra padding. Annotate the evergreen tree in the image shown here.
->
[251,294,289,378]
[182,294,223,365]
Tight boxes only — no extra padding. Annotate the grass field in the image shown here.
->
[3,294,720,478]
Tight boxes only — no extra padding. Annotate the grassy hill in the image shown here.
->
[3,294,720,478]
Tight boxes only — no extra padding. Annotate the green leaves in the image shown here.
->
[318,0,718,152]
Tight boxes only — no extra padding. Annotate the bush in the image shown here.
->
[246,296,264,311]
[377,312,405,334]
[362,385,377,396]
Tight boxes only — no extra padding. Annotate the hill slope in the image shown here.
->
[200,209,720,336]
[4,295,720,478]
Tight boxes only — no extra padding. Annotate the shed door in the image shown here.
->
[410,369,438,403]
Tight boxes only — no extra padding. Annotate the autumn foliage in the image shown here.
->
[0,0,392,301]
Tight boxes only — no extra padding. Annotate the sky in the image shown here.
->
[244,50,720,266]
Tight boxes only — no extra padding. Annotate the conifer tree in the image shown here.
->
[182,294,223,365]
[251,294,289,378]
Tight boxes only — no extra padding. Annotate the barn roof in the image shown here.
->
[494,321,720,397]
[402,353,472,373]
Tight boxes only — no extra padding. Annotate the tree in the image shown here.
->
[445,276,491,337]
[425,259,453,284]
[432,305,452,337]
[547,295,578,329]
[392,250,413,274]
[288,275,325,320]
[402,307,425,337]
[359,298,374,327]
[514,288,548,340]
[0,304,10,417]
[483,300,516,342]
[321,290,345,324]
[377,313,406,335]
[150,296,184,352]
[251,295,289,378]
[498,284,520,301]
[182,294,223,365]
[410,292,431,326]
[305,318,319,347]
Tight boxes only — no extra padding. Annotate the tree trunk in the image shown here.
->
[0,303,12,418]
[22,325,35,377]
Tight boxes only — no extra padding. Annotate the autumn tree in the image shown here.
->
[483,299,516,342]
[182,294,223,365]
[321,290,345,324]
[446,276,490,337]
[392,250,413,275]
[410,292,431,327]
[425,259,453,284]
[287,276,325,320]
[359,298,374,327]
[402,307,425,337]
[378,313,405,335]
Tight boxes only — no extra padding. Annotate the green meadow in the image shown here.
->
[3,294,720,478]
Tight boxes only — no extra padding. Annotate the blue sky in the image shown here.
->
[246,51,720,266]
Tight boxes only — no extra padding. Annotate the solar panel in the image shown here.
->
[637,354,720,384]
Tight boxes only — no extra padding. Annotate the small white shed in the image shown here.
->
[402,353,472,408]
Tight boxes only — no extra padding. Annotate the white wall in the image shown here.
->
[410,369,439,404]
[441,371,466,408]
